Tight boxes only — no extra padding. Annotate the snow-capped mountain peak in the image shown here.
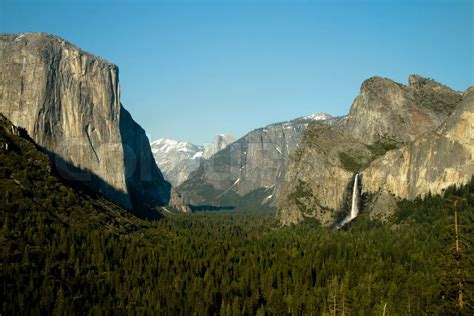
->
[304,112,333,121]
[151,138,201,155]
[151,135,235,186]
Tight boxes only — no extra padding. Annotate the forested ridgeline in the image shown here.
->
[1,119,473,314]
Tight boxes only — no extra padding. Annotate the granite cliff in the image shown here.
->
[362,88,473,203]
[343,75,462,144]
[277,123,375,225]
[0,112,137,223]
[0,32,188,216]
[278,75,471,226]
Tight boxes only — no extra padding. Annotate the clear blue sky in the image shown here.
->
[1,0,473,144]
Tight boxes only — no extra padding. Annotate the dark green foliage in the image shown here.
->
[3,181,473,314]
[287,180,333,215]
[367,138,400,157]
[211,188,275,213]
[395,178,474,313]
[1,119,473,314]
[186,184,275,213]
[339,138,400,173]
[411,77,462,115]
[338,151,366,173]
[287,179,314,212]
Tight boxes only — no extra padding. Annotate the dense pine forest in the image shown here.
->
[1,115,473,315]
[1,180,473,315]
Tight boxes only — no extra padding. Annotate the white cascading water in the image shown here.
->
[337,173,360,229]
[350,173,359,220]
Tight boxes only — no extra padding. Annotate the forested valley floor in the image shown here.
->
[2,177,473,315]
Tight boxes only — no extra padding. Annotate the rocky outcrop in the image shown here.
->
[362,88,474,201]
[178,113,343,209]
[151,134,235,186]
[277,124,375,226]
[278,75,470,226]
[203,134,236,159]
[343,75,462,144]
[0,32,189,215]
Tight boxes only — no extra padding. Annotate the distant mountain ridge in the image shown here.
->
[178,112,344,210]
[151,134,236,186]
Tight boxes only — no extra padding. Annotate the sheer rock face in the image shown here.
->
[343,75,462,144]
[0,33,188,214]
[178,115,344,208]
[362,88,474,200]
[203,134,236,159]
[278,76,470,226]
[277,124,373,226]
[178,121,307,208]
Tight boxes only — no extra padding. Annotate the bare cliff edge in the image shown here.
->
[343,75,462,144]
[362,88,474,201]
[0,33,189,216]
[278,75,472,226]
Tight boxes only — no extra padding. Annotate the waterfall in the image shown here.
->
[350,173,359,220]
[336,173,360,229]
